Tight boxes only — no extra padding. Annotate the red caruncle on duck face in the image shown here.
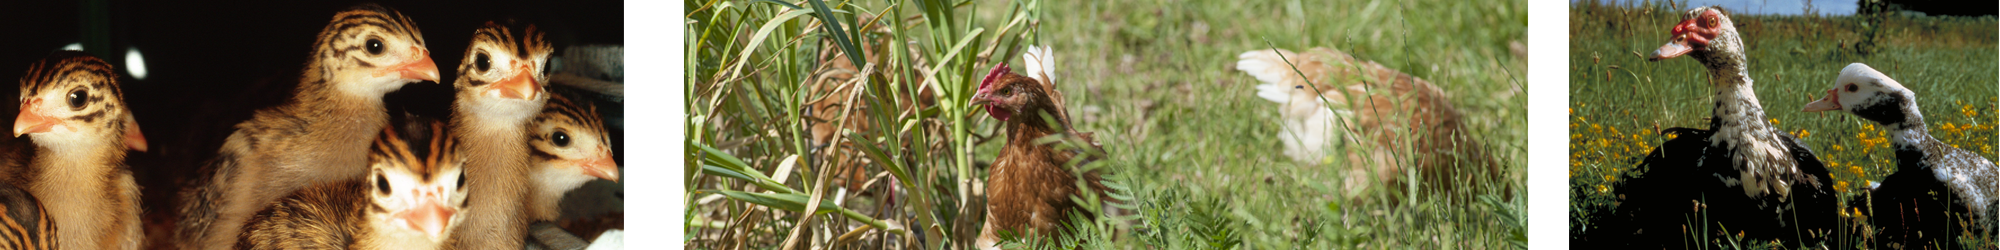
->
[1650,8,1725,60]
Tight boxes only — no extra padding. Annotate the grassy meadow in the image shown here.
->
[687,0,1524,248]
[1567,1,1998,249]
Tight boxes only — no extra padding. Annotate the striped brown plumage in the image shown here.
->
[525,93,618,223]
[0,182,54,250]
[8,51,146,250]
[176,4,441,250]
[238,116,468,250]
[446,20,553,250]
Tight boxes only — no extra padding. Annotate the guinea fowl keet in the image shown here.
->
[971,46,1113,250]
[237,117,469,250]
[445,20,554,250]
[1585,6,1838,248]
[1802,63,1998,246]
[526,93,619,223]
[1233,47,1497,201]
[175,5,440,250]
[8,51,147,250]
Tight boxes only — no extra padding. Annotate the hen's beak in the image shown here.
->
[486,64,542,100]
[389,46,441,83]
[395,191,458,240]
[582,153,620,182]
[968,93,991,107]
[1649,36,1694,61]
[1802,89,1842,112]
[14,99,56,137]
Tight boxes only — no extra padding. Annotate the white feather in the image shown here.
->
[1254,83,1292,103]
[1024,46,1054,85]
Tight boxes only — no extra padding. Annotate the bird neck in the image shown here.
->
[527,166,592,221]
[28,135,125,186]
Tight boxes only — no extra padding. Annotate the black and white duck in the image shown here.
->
[1581,6,1838,248]
[1802,62,1997,247]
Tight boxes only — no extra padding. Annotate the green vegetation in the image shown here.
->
[686,0,1524,248]
[1568,1,1997,249]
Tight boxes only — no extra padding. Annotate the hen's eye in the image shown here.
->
[552,131,571,147]
[67,90,87,108]
[1845,84,1858,92]
[475,53,491,72]
[366,39,385,55]
[373,173,390,195]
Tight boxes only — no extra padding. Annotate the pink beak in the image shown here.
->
[14,99,55,137]
[583,153,620,183]
[386,46,441,82]
[486,64,542,100]
[394,190,457,240]
[1802,89,1842,112]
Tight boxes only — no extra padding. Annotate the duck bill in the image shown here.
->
[484,68,542,100]
[13,99,55,137]
[1649,38,1694,61]
[583,154,620,182]
[389,47,441,82]
[1801,89,1842,112]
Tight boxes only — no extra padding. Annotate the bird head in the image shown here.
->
[454,21,553,125]
[971,46,1060,123]
[317,5,440,98]
[1803,63,1919,126]
[367,119,468,243]
[533,94,620,190]
[15,51,146,152]
[1650,6,1733,61]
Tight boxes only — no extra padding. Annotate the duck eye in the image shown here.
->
[366,39,385,55]
[67,90,87,109]
[475,53,491,72]
[552,131,571,147]
[1845,84,1858,92]
[373,173,390,195]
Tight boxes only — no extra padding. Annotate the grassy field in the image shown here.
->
[687,0,1524,248]
[1567,1,1998,248]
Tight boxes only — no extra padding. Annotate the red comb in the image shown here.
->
[979,63,1011,93]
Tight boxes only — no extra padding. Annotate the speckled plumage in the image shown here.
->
[11,52,146,250]
[237,116,468,250]
[445,20,553,250]
[1804,63,1997,245]
[176,5,440,250]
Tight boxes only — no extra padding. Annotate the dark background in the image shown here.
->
[0,0,623,245]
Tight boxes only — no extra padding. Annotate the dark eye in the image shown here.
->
[373,172,390,195]
[474,53,491,72]
[552,131,571,147]
[455,172,466,189]
[366,39,385,55]
[1844,84,1858,92]
[66,90,87,109]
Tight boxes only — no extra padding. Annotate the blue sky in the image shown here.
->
[1575,0,1860,15]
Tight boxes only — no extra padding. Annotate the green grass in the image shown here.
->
[685,0,1525,248]
[1567,1,1998,249]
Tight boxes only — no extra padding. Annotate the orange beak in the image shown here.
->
[13,99,55,137]
[395,193,457,240]
[389,46,441,83]
[582,153,620,182]
[485,64,542,100]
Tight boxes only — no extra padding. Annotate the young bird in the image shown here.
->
[971,46,1113,249]
[0,181,54,249]
[445,20,553,249]
[1802,63,1997,246]
[176,5,441,250]
[8,51,146,250]
[526,93,619,223]
[237,117,469,250]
